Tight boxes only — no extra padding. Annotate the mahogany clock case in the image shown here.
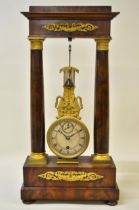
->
[21,6,120,205]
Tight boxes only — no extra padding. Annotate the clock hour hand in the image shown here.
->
[58,130,70,140]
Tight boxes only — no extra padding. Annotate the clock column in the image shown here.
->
[93,38,111,162]
[28,36,47,164]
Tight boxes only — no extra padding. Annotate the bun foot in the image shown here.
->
[22,200,35,204]
[106,201,118,206]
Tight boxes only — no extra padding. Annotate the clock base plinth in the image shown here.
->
[21,156,119,204]
[56,157,79,164]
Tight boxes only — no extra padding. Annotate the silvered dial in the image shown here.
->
[47,117,89,159]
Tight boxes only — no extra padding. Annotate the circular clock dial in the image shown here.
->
[47,117,89,159]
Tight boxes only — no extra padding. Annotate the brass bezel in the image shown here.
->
[47,116,90,159]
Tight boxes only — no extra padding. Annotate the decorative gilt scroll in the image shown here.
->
[38,171,104,181]
[55,87,83,120]
[42,22,98,32]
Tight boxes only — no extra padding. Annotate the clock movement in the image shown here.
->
[21,6,120,205]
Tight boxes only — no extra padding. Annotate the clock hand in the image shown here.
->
[58,130,67,137]
[69,129,82,138]
[69,132,78,138]
[58,130,70,140]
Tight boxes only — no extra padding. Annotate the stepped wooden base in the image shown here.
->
[21,156,119,205]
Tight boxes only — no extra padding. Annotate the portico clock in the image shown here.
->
[21,6,120,206]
